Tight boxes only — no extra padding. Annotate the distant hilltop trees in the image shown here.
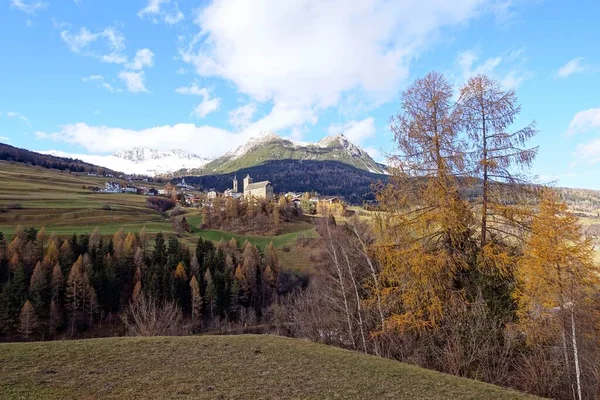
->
[0,142,118,175]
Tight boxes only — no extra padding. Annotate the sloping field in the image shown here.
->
[0,161,170,235]
[0,335,539,400]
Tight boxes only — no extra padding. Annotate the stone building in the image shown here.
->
[243,174,273,200]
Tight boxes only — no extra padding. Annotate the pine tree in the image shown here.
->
[51,263,64,302]
[515,190,599,399]
[29,261,48,313]
[264,242,279,283]
[378,71,476,330]
[49,299,60,338]
[18,300,38,339]
[190,253,200,277]
[43,240,60,269]
[65,256,88,334]
[459,74,538,246]
[89,227,102,250]
[36,226,46,253]
[204,269,217,319]
[190,275,202,329]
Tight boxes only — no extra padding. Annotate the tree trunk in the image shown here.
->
[325,221,355,349]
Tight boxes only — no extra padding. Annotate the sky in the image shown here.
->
[0,0,599,189]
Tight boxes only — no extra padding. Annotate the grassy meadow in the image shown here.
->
[0,161,170,236]
[0,335,539,400]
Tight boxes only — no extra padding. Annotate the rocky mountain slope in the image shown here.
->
[199,132,387,175]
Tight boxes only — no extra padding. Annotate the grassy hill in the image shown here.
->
[0,161,170,236]
[0,335,539,400]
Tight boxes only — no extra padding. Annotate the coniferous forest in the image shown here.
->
[0,227,306,341]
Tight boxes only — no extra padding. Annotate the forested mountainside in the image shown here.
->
[182,159,387,203]
[0,142,118,175]
[187,133,387,176]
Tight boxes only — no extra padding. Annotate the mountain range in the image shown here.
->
[41,148,211,177]
[39,132,387,177]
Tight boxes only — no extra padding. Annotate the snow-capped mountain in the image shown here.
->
[201,132,387,175]
[39,133,386,176]
[40,148,210,176]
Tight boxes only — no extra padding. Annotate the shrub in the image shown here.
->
[121,295,185,336]
[169,207,186,217]
[146,197,176,213]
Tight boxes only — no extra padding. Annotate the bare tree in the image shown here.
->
[121,295,184,336]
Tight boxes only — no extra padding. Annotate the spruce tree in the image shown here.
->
[18,300,38,339]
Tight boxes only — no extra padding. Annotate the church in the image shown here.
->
[231,174,273,200]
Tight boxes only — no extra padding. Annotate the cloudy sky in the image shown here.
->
[1,0,599,189]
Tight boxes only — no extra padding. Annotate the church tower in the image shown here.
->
[243,174,253,193]
[233,175,238,192]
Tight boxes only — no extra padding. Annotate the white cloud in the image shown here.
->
[328,117,376,145]
[10,0,47,15]
[176,67,187,75]
[35,123,238,158]
[101,82,122,93]
[138,0,184,25]
[60,26,126,64]
[180,0,495,111]
[454,48,531,89]
[537,173,577,183]
[557,57,587,78]
[82,75,122,92]
[242,102,317,136]
[82,75,104,82]
[175,83,221,118]
[175,83,210,96]
[4,111,30,126]
[118,71,148,93]
[363,146,382,161]
[34,101,322,157]
[192,98,221,118]
[569,107,600,165]
[567,107,600,136]
[127,48,155,70]
[575,139,600,165]
[0,136,10,142]
[229,104,257,129]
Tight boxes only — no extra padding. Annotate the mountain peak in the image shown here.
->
[204,132,387,175]
[113,148,205,163]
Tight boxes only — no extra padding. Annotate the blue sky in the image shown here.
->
[1,0,599,189]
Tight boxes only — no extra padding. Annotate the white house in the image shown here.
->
[207,189,218,199]
[104,182,121,193]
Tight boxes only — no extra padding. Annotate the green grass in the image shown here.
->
[195,227,317,250]
[0,335,539,400]
[0,161,167,236]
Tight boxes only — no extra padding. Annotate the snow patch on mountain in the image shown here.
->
[40,148,210,176]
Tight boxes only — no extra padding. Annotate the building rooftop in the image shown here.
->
[245,181,271,191]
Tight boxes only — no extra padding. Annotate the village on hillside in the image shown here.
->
[90,173,346,217]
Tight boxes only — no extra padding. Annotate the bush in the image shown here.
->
[121,295,185,336]
[146,197,176,213]
[169,207,186,217]
[101,203,112,211]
